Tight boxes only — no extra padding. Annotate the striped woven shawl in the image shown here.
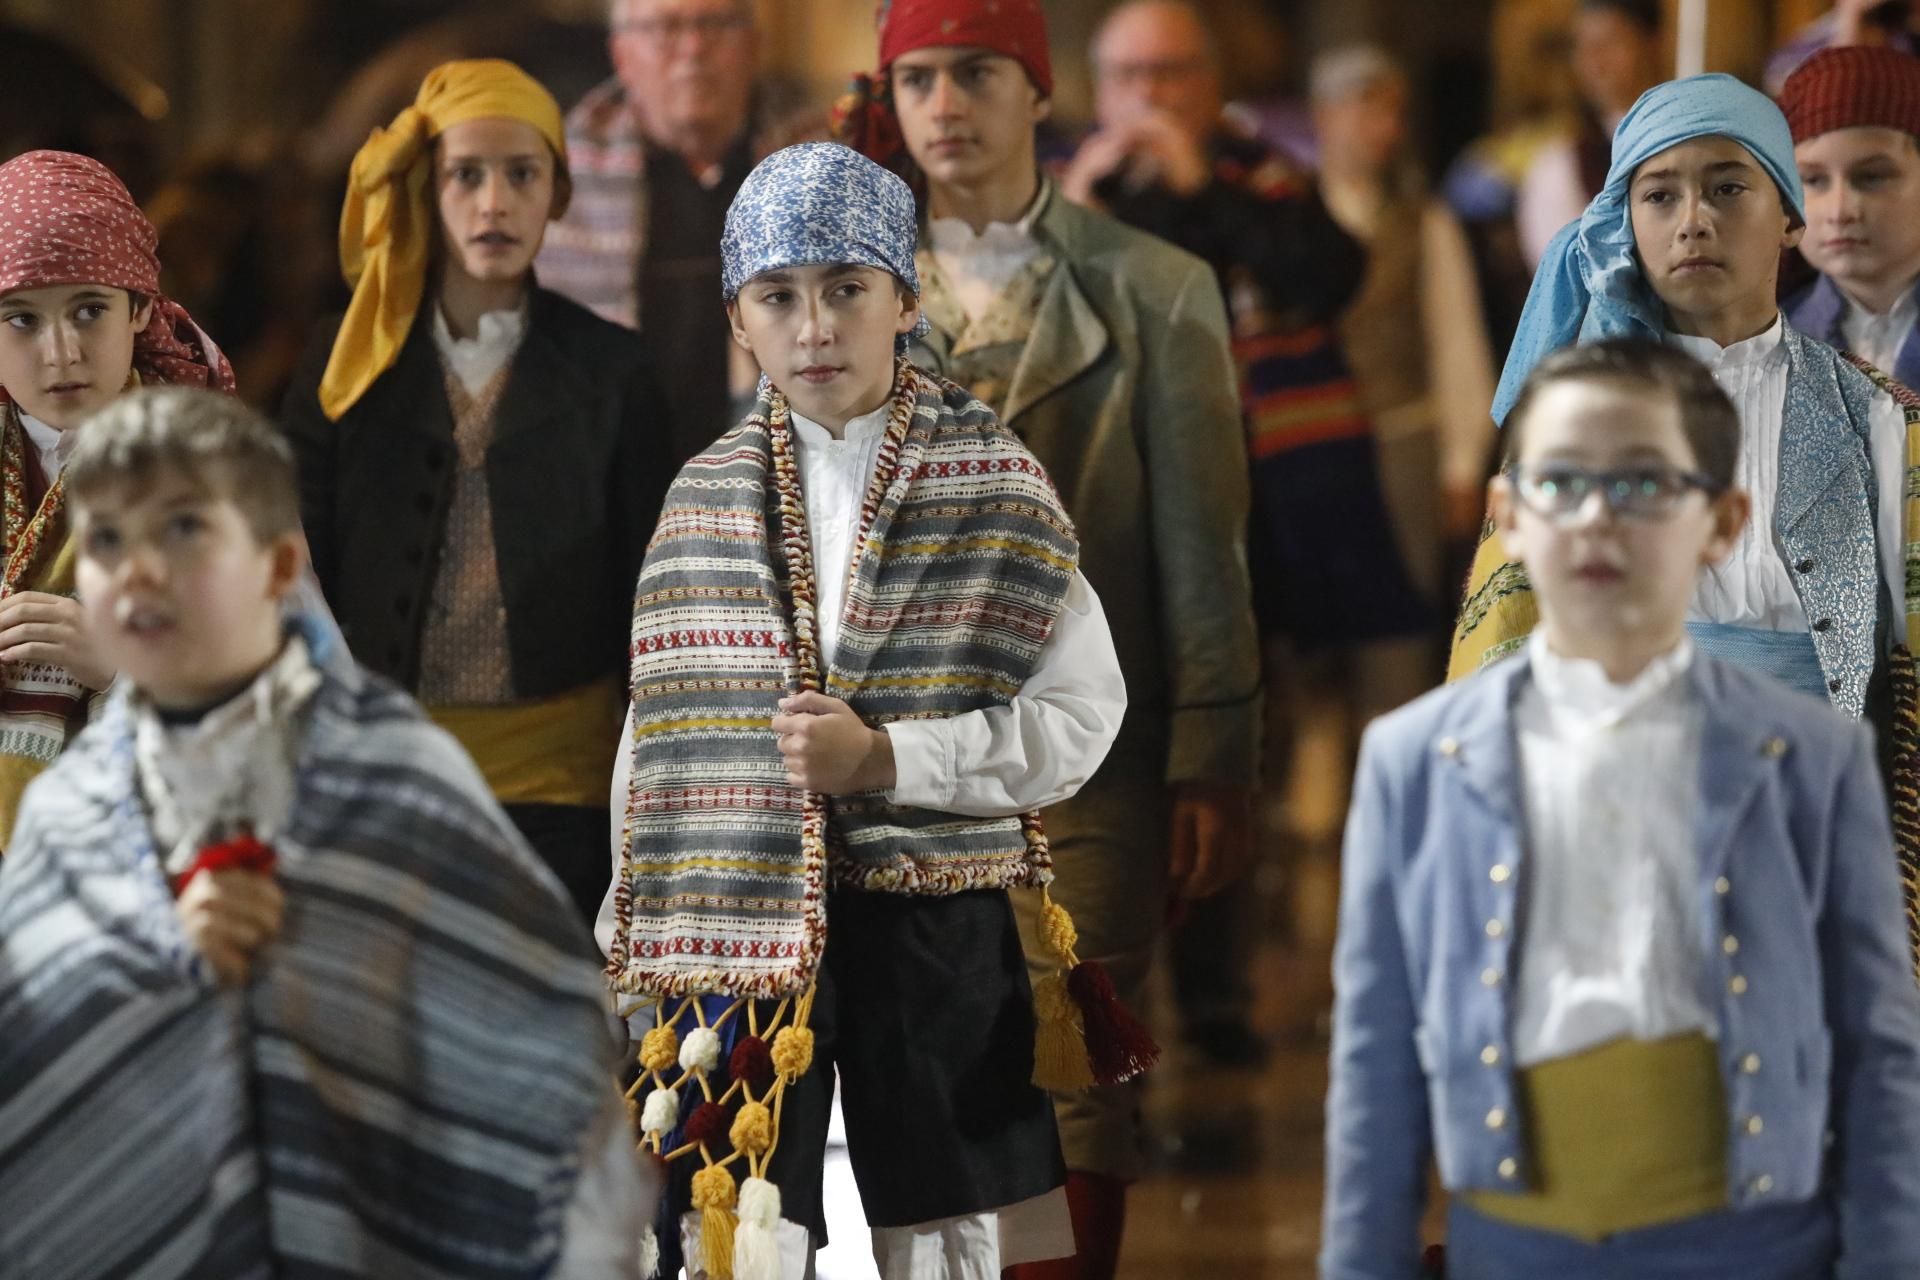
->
[0,638,616,1278]
[610,363,1079,999]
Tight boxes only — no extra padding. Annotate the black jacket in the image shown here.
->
[280,287,675,699]
[1096,130,1367,327]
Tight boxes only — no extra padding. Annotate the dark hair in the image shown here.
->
[66,387,300,542]
[1504,338,1741,488]
[1579,0,1661,34]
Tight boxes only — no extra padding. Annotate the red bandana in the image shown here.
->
[0,150,235,404]
[838,0,1053,173]
[1779,46,1920,145]
[877,0,1053,96]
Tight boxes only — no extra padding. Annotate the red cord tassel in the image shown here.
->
[1065,961,1161,1086]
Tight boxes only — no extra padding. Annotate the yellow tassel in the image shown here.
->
[729,1100,774,1155]
[771,1025,815,1083]
[1030,970,1096,1091]
[639,1024,680,1075]
[1039,889,1080,965]
[692,1163,739,1280]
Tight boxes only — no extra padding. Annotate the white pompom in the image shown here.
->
[680,1026,722,1074]
[638,1223,660,1278]
[732,1177,784,1280]
[640,1087,680,1138]
[738,1176,781,1226]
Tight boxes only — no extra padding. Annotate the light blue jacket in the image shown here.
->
[1320,650,1920,1280]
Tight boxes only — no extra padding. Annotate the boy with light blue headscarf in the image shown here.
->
[1453,75,1920,979]
[600,142,1133,1280]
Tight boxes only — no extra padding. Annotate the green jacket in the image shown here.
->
[913,193,1259,788]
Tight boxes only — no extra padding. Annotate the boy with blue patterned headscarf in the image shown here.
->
[600,142,1132,1279]
[1452,76,1920,978]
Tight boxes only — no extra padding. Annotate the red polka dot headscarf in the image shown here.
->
[0,150,236,404]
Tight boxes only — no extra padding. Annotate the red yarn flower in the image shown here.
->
[683,1100,730,1148]
[175,833,277,893]
[729,1035,775,1092]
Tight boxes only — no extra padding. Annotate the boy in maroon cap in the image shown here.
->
[1782,45,1920,390]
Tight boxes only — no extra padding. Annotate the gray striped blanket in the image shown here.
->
[0,635,616,1279]
[609,364,1079,1000]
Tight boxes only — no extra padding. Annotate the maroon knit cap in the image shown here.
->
[1779,46,1920,145]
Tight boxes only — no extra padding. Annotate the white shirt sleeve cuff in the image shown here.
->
[882,719,956,810]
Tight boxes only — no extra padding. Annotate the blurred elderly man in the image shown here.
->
[1063,0,1362,330]
[537,0,819,461]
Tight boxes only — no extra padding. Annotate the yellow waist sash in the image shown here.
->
[1464,1032,1729,1243]
[428,676,622,809]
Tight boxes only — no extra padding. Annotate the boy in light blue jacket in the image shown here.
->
[1322,338,1920,1280]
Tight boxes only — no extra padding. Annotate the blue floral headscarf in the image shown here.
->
[720,142,933,346]
[1491,74,1805,424]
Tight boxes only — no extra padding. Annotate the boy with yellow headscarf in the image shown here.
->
[282,59,678,926]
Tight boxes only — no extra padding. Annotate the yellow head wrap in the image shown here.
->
[319,59,568,421]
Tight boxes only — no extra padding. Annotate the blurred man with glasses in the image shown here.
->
[538,0,822,463]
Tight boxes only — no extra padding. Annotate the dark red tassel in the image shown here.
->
[683,1101,729,1148]
[729,1035,775,1092]
[1065,961,1161,1086]
[1422,1243,1447,1278]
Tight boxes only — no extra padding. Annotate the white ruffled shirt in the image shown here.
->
[1512,631,1715,1066]
[1673,318,1908,643]
[925,185,1049,326]
[1840,287,1918,385]
[431,303,527,395]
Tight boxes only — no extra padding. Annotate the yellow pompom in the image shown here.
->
[1030,971,1095,1092]
[1040,892,1079,963]
[771,1025,815,1082]
[692,1164,739,1280]
[730,1100,774,1155]
[692,1162,738,1211]
[639,1025,680,1075]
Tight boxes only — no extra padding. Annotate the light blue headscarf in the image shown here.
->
[1491,74,1805,423]
[720,142,933,345]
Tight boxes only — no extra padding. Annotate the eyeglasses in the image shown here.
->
[1512,464,1723,523]
[615,11,750,42]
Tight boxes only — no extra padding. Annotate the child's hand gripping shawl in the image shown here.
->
[0,642,616,1280]
[610,361,1078,1001]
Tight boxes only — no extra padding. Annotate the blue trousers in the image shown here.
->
[1445,1198,1836,1280]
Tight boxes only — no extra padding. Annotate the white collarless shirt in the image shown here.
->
[1840,286,1918,384]
[1512,631,1715,1066]
[19,411,77,481]
[1672,318,1908,642]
